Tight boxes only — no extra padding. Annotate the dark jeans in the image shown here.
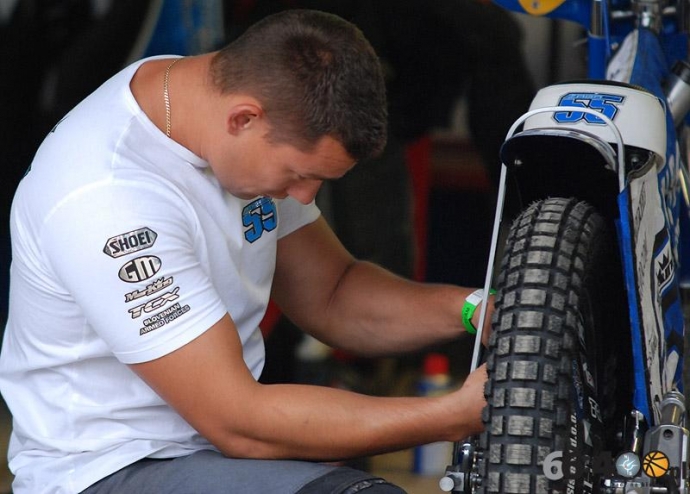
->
[81,450,407,494]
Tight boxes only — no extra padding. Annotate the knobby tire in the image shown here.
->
[476,197,629,494]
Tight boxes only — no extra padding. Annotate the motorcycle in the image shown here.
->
[440,0,690,492]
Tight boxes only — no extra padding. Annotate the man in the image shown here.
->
[0,9,490,494]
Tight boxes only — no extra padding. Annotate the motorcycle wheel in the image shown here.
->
[476,197,629,493]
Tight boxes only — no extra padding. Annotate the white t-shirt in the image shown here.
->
[0,56,320,494]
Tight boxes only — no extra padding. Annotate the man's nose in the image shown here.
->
[288,179,323,204]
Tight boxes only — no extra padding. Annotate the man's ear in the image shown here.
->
[226,103,263,135]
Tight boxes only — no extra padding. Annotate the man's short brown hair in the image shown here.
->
[210,9,388,161]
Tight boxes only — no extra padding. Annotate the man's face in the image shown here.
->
[212,130,356,204]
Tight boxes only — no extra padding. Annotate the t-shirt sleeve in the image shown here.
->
[276,197,321,238]
[41,178,228,364]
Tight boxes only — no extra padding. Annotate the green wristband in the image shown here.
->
[461,289,495,335]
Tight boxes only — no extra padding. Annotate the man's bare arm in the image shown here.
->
[271,217,491,356]
[130,314,487,460]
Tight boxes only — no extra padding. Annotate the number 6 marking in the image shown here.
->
[543,451,564,480]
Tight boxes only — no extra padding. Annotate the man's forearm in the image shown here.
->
[205,377,484,461]
[304,260,481,356]
[131,313,488,465]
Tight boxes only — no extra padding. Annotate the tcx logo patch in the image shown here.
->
[128,287,180,319]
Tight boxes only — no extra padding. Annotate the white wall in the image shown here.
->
[513,14,588,87]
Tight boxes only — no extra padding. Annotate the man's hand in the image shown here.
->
[450,363,488,438]
[474,294,494,347]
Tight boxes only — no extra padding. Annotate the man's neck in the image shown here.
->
[130,54,216,158]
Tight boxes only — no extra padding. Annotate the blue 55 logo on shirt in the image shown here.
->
[243,197,277,243]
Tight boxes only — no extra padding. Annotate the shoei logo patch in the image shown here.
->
[103,227,158,258]
[554,92,625,125]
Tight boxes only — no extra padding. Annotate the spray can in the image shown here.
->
[413,353,454,476]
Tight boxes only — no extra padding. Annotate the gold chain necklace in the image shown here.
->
[163,58,182,138]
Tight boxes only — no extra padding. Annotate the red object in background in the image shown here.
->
[405,135,432,283]
[423,352,450,377]
[260,300,282,337]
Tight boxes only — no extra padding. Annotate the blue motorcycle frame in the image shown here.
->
[442,0,690,492]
